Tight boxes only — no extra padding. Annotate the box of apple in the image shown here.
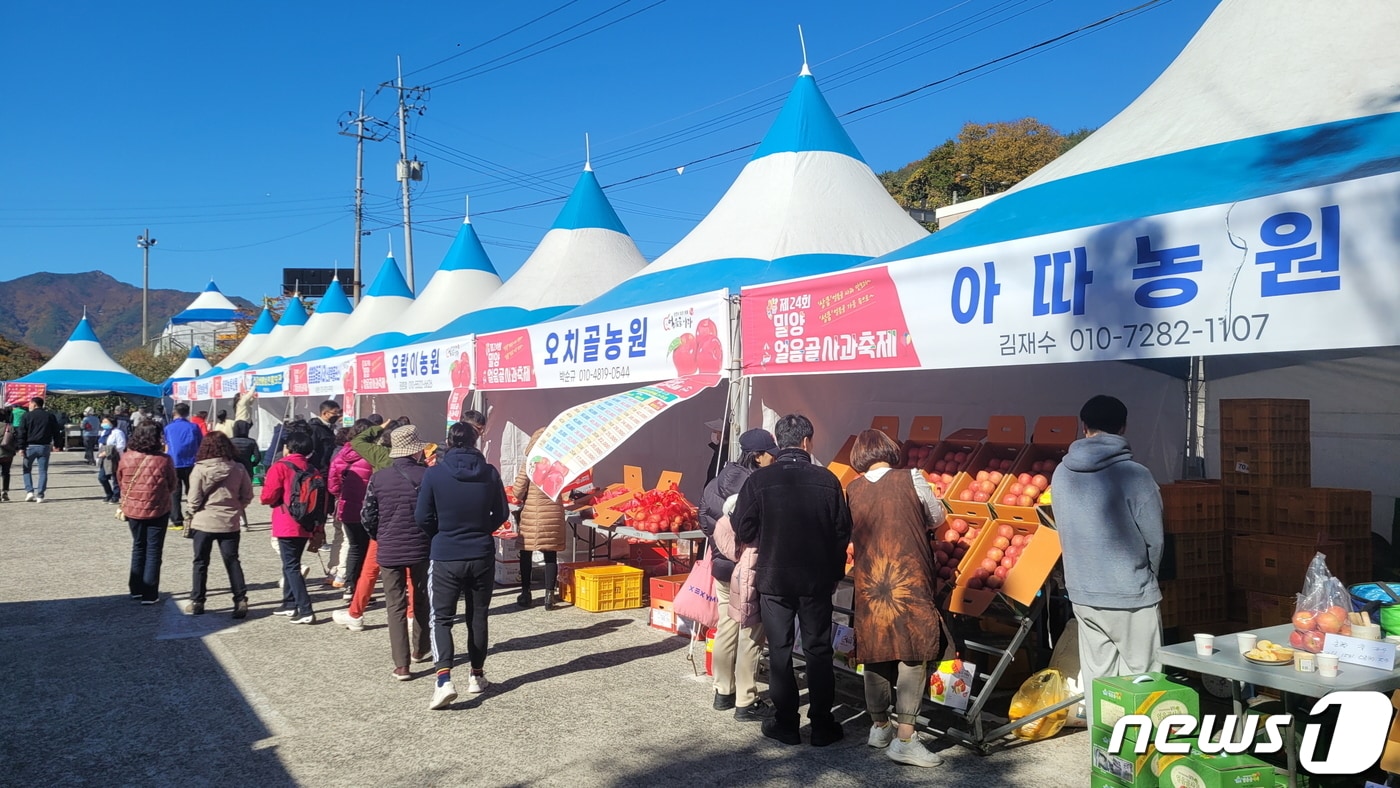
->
[931,514,988,586]
[960,521,1036,592]
[621,485,700,534]
[927,446,980,476]
[900,441,938,470]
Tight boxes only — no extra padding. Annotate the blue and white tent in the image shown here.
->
[391,200,502,338]
[157,280,240,355]
[162,346,209,396]
[422,166,646,341]
[8,317,160,397]
[292,253,417,361]
[235,297,309,372]
[559,66,927,319]
[207,307,274,375]
[255,279,354,366]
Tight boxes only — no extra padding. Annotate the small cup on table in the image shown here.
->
[1236,632,1257,655]
[1316,653,1340,678]
[1194,633,1215,657]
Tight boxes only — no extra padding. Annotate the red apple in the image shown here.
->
[1292,610,1317,631]
[1317,611,1342,634]
[1032,474,1050,489]
[1017,495,1034,507]
[976,470,990,482]
[1011,535,1026,547]
[997,524,1015,539]
[943,528,960,542]
[994,566,1010,579]
[1289,629,1306,649]
[1001,556,1016,569]
[980,558,999,573]
[987,548,1005,562]
[1001,494,1019,506]
[950,518,969,535]
[1018,473,1033,485]
[985,576,1003,590]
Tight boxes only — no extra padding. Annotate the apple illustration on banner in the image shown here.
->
[670,324,723,376]
[529,456,570,498]
[449,352,471,390]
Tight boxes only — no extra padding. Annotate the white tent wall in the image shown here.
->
[1206,347,1400,539]
[749,362,1188,483]
[478,384,730,505]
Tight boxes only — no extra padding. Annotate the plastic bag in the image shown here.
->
[1008,668,1069,741]
[1291,551,1353,653]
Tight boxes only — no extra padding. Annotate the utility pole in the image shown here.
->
[137,229,157,346]
[382,56,428,293]
[338,91,389,304]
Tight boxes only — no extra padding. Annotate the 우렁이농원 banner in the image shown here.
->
[355,337,471,396]
[475,290,730,391]
[742,172,1400,375]
[524,374,723,500]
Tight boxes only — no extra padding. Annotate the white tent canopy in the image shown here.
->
[241,297,309,371]
[259,279,354,364]
[157,280,240,354]
[208,307,274,374]
[394,202,502,337]
[8,317,160,397]
[292,254,416,360]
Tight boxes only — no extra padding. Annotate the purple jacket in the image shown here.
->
[328,444,372,523]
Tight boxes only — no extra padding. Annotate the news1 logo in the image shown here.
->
[1110,690,1393,774]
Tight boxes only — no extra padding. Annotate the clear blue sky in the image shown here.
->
[0,0,1217,306]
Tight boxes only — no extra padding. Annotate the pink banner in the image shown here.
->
[3,383,45,407]
[355,353,388,395]
[741,267,920,375]
[475,328,536,390]
[288,364,309,396]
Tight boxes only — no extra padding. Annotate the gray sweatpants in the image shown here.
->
[1073,602,1162,728]
[863,660,928,726]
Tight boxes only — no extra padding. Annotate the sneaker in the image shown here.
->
[232,600,248,619]
[129,594,143,600]
[887,737,944,768]
[272,608,296,616]
[810,722,845,748]
[34,496,44,504]
[332,609,364,631]
[300,565,311,580]
[1,492,9,501]
[713,692,736,711]
[429,681,458,710]
[178,600,204,615]
[392,666,412,681]
[168,522,183,530]
[734,700,776,722]
[466,673,489,694]
[516,591,533,609]
[761,718,801,746]
[24,492,35,502]
[341,589,353,601]
[868,723,896,749]
[140,598,159,606]
[289,612,315,624]
[331,575,346,589]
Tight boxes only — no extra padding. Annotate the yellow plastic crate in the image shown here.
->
[574,565,644,612]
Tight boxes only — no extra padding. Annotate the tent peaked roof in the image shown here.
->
[167,347,209,382]
[550,170,628,234]
[276,297,309,327]
[366,254,413,298]
[247,308,275,335]
[557,70,926,319]
[8,317,160,396]
[313,279,353,315]
[752,74,863,163]
[206,306,274,374]
[440,211,499,275]
[172,279,240,324]
[875,0,1400,265]
[261,281,354,364]
[422,166,647,339]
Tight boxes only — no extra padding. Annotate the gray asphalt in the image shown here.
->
[0,451,1090,786]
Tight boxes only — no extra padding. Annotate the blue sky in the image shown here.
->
[0,0,1217,306]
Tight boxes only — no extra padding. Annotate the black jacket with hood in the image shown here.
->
[415,447,509,562]
[734,447,852,597]
[699,461,753,583]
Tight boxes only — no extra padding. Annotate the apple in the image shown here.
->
[973,492,990,503]
[987,548,1005,562]
[985,576,1004,590]
[989,471,1003,484]
[981,558,999,573]
[1289,629,1306,649]
[1018,473,1033,485]
[1011,535,1026,547]
[1302,630,1326,653]
[966,577,984,590]
[953,545,967,559]
[992,535,1011,549]
[1005,546,1022,559]
[973,568,990,580]
[994,566,1010,579]
[950,518,969,535]
[976,470,990,482]
[997,524,1016,539]
[1327,605,1347,620]
[1032,474,1050,490]
[943,528,960,542]
[1317,611,1342,634]
[1001,556,1016,569]
[1292,610,1317,631]
[1009,482,1025,496]
[1017,495,1034,507]
[938,566,954,579]
[1001,494,1019,506]
[933,461,947,473]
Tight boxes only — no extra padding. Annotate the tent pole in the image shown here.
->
[1183,355,1206,479]
[726,293,748,462]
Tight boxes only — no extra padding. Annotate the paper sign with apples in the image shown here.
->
[475,290,730,391]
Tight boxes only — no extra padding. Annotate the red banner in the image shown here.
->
[475,328,536,390]
[186,380,197,400]
[3,382,46,407]
[288,364,309,396]
[741,267,920,375]
[355,353,389,395]
[211,376,222,398]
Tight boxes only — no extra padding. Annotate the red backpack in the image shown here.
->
[278,459,327,527]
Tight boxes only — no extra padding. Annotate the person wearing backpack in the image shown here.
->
[361,424,432,680]
[260,429,327,624]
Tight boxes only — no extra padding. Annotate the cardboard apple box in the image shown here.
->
[947,519,1062,617]
[991,415,1076,524]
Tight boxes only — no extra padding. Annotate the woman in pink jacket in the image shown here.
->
[260,429,326,624]
[328,419,374,602]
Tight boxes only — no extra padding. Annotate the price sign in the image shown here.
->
[1323,633,1399,670]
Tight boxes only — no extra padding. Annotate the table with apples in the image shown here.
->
[1157,624,1400,787]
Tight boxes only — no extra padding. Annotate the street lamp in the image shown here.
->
[137,230,157,346]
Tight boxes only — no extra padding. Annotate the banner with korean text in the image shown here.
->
[3,383,46,408]
[355,337,472,396]
[742,172,1400,374]
[525,374,723,500]
[475,290,730,390]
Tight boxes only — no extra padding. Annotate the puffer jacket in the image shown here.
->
[260,453,323,538]
[712,495,759,628]
[366,457,430,567]
[328,443,372,523]
[416,447,509,562]
[116,450,178,520]
[513,428,567,553]
[351,424,392,471]
[699,462,752,583]
[188,458,253,533]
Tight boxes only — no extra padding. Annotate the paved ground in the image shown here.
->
[0,452,1091,786]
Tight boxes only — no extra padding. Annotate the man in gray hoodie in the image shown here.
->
[1052,395,1164,724]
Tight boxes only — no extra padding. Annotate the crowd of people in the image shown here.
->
[13,388,1164,758]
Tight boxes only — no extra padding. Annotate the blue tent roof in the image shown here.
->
[187,346,207,360]
[203,281,222,292]
[70,317,100,343]
[366,255,413,298]
[551,170,628,234]
[871,112,1400,266]
[315,279,353,315]
[277,297,309,327]
[441,219,498,274]
[752,74,863,163]
[7,318,160,397]
[247,307,275,335]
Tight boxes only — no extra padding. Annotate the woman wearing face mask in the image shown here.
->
[97,415,127,504]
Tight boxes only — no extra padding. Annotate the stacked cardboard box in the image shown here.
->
[1088,673,1198,787]
[1158,482,1227,630]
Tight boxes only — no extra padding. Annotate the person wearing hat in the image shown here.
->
[699,427,776,722]
[80,407,101,465]
[362,424,433,683]
[705,418,731,485]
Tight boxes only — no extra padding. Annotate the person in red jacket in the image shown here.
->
[116,422,179,604]
[261,429,326,624]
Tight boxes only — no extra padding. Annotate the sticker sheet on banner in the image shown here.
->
[476,290,729,390]
[742,173,1400,374]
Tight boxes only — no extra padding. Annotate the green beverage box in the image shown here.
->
[1090,726,1175,788]
[1092,673,1199,731]
[1157,750,1272,788]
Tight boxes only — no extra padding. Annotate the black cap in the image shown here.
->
[739,428,777,453]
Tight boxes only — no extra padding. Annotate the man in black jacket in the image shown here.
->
[307,400,341,472]
[18,396,64,503]
[734,414,852,747]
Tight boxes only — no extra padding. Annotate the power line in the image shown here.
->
[400,0,585,80]
[158,216,349,253]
